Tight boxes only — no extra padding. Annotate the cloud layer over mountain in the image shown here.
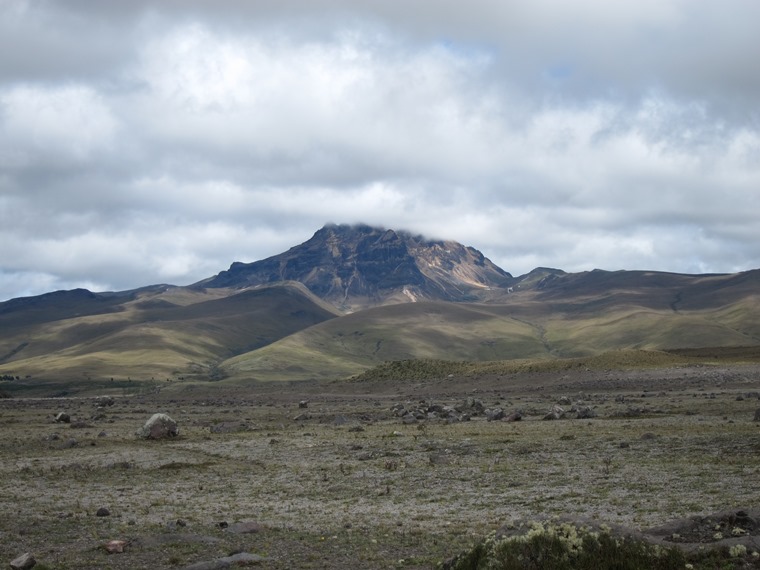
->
[1,0,758,300]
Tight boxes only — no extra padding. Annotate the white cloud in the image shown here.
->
[0,1,759,300]
[0,85,117,165]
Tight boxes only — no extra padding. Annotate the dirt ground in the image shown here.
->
[1,363,759,569]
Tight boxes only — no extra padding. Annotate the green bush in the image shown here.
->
[440,520,755,570]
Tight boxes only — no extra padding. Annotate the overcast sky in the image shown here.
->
[1,1,759,301]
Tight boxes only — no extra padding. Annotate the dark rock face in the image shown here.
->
[199,224,511,309]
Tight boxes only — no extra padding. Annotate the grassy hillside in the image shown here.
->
[222,302,549,382]
[222,295,760,382]
[0,283,339,382]
[1,268,758,388]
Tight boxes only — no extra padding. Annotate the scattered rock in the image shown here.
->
[103,540,128,554]
[225,521,262,534]
[96,507,111,517]
[54,412,70,423]
[209,421,249,434]
[10,552,35,570]
[558,396,572,406]
[182,552,267,570]
[136,413,178,439]
[299,400,309,409]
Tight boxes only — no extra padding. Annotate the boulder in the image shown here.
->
[54,412,70,423]
[486,408,505,422]
[10,553,36,570]
[95,396,115,407]
[575,406,597,419]
[543,405,565,421]
[136,413,178,439]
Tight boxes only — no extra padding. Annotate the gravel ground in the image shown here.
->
[1,364,759,569]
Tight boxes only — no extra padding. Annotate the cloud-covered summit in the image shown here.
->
[1,0,758,300]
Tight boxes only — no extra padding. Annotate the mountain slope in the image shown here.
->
[1,225,759,388]
[197,224,511,311]
[219,269,760,382]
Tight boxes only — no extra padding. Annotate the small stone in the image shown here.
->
[96,507,111,517]
[54,412,70,423]
[299,400,309,408]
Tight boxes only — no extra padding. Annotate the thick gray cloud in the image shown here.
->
[1,0,759,300]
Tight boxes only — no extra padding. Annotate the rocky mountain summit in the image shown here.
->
[198,224,511,311]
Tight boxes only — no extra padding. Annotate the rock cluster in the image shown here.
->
[391,398,524,424]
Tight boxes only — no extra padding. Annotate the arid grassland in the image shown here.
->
[1,363,759,569]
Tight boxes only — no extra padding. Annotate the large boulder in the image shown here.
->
[136,413,178,439]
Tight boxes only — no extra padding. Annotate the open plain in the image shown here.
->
[1,357,759,569]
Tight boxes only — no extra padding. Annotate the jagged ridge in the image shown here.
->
[198,224,511,310]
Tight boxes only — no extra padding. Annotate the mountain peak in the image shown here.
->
[199,224,511,311]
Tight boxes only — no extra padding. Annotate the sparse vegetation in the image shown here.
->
[1,362,759,568]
